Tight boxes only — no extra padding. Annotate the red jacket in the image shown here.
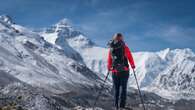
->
[107,45,135,72]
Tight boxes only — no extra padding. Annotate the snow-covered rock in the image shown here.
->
[0,15,14,24]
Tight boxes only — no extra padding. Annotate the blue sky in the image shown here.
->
[0,0,195,51]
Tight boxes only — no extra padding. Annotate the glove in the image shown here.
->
[131,65,135,69]
[108,67,112,72]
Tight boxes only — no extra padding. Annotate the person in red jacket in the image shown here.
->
[107,33,135,110]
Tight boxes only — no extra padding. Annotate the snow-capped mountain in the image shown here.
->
[41,19,109,79]
[148,49,195,99]
[0,16,100,94]
[41,19,86,62]
[41,19,195,100]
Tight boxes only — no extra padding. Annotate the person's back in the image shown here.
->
[107,33,135,110]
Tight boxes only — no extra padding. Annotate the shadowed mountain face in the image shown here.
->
[0,15,195,110]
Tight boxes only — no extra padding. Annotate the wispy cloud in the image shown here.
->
[144,24,195,46]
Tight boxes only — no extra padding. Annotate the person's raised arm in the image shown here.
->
[124,45,135,69]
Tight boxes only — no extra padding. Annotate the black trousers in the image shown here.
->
[112,71,129,108]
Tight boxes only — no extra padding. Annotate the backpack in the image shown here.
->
[108,40,129,72]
